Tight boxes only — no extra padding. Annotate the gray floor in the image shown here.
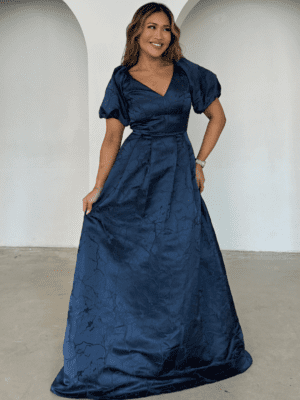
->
[1,247,299,400]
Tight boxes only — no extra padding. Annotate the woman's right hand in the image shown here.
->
[83,186,103,215]
[195,164,205,193]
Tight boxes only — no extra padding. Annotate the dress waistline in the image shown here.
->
[131,129,187,138]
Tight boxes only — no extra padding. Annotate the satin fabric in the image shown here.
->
[50,57,252,399]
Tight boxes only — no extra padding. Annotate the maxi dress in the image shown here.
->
[50,56,253,399]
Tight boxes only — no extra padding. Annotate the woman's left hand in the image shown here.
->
[195,164,205,193]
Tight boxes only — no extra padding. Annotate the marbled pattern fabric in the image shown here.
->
[50,57,252,399]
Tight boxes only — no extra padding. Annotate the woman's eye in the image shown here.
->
[149,26,171,31]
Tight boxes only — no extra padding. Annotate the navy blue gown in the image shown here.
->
[50,57,252,399]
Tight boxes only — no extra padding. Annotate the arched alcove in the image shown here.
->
[0,0,88,247]
[176,0,300,251]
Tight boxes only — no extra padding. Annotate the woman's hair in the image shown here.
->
[121,2,184,68]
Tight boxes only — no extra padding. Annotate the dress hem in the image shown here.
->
[50,350,252,400]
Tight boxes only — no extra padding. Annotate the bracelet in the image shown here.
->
[195,158,206,168]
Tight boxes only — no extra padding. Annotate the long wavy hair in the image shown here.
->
[121,2,184,68]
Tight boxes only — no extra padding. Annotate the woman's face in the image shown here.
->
[137,11,172,60]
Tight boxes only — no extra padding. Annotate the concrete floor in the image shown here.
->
[1,247,299,400]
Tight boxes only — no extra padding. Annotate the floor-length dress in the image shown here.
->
[50,56,252,399]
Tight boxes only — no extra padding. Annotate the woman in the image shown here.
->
[50,2,252,399]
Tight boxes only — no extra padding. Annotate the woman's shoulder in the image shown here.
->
[112,64,127,77]
[111,57,215,83]
[108,65,129,89]
[177,57,214,76]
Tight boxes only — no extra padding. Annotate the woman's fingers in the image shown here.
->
[83,187,103,214]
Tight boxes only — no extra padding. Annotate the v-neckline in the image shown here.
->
[126,62,175,98]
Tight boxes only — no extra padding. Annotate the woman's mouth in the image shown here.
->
[150,42,163,48]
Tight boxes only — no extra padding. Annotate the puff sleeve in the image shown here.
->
[187,61,221,115]
[99,67,130,127]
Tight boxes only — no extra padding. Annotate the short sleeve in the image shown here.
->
[179,58,221,115]
[99,67,130,127]
[191,64,221,114]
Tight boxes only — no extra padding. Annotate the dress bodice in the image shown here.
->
[99,57,221,137]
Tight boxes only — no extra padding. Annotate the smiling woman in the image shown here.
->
[133,13,172,68]
[50,2,252,400]
[124,11,176,97]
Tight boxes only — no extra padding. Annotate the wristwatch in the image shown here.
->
[195,158,206,168]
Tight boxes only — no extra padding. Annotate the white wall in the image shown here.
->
[0,0,299,252]
[179,0,300,252]
[0,0,89,247]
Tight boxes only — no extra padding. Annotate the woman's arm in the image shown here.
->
[196,98,226,162]
[94,118,125,189]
